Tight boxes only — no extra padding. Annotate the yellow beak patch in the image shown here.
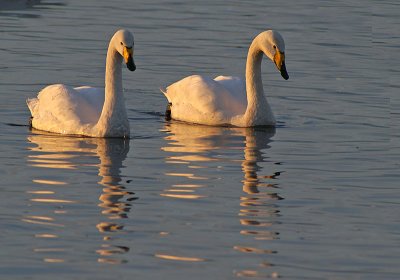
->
[273,51,285,71]
[123,47,133,64]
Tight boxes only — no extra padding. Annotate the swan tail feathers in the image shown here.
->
[160,87,168,96]
[26,98,38,116]
[160,87,172,103]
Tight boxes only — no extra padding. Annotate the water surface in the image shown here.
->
[0,0,399,279]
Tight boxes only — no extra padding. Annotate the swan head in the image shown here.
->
[257,30,289,80]
[112,29,136,71]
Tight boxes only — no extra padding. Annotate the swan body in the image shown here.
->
[27,29,136,138]
[162,30,289,127]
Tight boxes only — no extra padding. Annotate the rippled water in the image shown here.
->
[1,0,399,279]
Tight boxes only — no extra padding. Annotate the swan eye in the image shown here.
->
[120,42,123,46]
[273,45,276,49]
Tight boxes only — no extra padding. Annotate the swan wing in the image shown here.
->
[163,75,247,125]
[214,76,245,99]
[73,86,105,118]
[213,75,247,111]
[28,84,104,134]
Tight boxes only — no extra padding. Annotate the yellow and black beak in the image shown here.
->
[274,51,289,80]
[123,46,136,71]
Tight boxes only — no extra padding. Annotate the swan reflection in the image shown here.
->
[24,132,133,264]
[162,122,283,276]
[162,123,251,200]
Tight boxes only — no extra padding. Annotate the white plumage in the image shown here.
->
[162,30,289,127]
[27,29,136,138]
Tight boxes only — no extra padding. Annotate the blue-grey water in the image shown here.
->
[1,0,399,279]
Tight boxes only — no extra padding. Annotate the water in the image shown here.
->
[1,0,399,279]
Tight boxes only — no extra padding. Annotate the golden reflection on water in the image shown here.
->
[161,123,242,201]
[43,258,65,263]
[161,122,282,276]
[24,132,133,264]
[237,128,282,278]
[21,216,64,227]
[35,234,58,238]
[155,253,206,262]
[32,179,67,185]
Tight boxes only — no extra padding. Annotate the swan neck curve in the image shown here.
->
[106,46,123,100]
[95,40,129,137]
[243,38,274,126]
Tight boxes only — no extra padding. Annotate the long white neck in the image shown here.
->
[243,39,275,126]
[94,41,129,137]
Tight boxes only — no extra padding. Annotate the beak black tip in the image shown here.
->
[280,62,289,80]
[127,63,136,71]
[126,57,136,71]
[281,71,289,80]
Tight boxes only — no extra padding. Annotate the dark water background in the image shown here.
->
[0,0,399,279]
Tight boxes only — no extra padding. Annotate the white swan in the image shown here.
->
[161,30,289,127]
[27,29,136,138]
